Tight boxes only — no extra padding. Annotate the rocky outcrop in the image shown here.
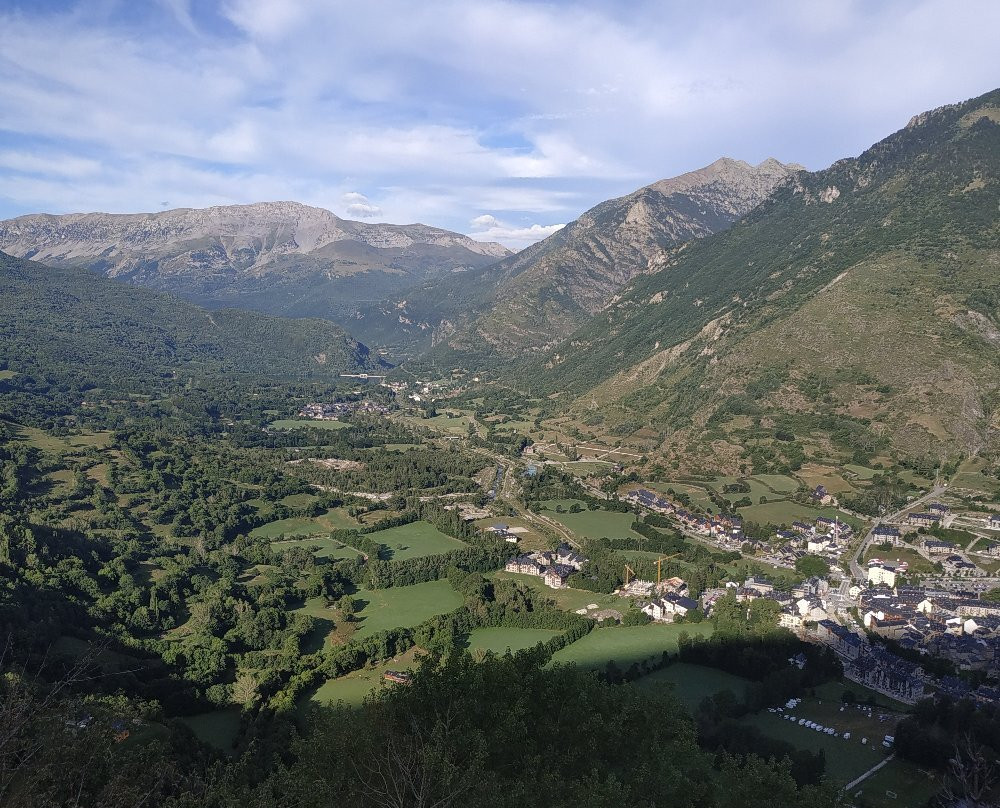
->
[0,201,509,319]
[433,157,802,358]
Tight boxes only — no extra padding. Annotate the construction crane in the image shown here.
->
[654,553,680,585]
[623,563,637,586]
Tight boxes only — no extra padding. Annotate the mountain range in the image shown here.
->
[0,201,509,326]
[1,88,998,466]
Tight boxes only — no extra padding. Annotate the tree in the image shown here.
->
[795,555,828,578]
[339,595,357,621]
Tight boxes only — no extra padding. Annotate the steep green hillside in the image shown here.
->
[0,250,378,404]
[357,158,799,358]
[527,89,1000,469]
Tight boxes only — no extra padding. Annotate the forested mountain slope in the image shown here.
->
[0,201,509,326]
[359,158,800,357]
[528,89,1000,469]
[0,250,378,406]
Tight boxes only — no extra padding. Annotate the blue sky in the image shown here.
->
[0,0,997,248]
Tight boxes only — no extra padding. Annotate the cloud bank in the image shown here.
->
[0,0,997,247]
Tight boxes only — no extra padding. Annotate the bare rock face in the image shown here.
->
[436,157,802,358]
[0,201,509,318]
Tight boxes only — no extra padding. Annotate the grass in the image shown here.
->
[365,521,468,560]
[844,464,880,481]
[269,418,351,431]
[180,709,242,752]
[737,500,864,531]
[464,627,561,655]
[632,662,750,709]
[310,648,422,708]
[270,536,365,560]
[750,474,801,493]
[550,623,714,670]
[250,508,359,539]
[813,680,911,712]
[863,545,937,575]
[491,571,626,613]
[280,493,319,508]
[10,424,113,454]
[851,758,941,808]
[710,476,778,505]
[950,457,997,494]
[742,710,890,784]
[352,580,464,638]
[540,499,644,541]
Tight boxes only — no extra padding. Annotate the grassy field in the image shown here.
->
[852,757,942,808]
[270,536,365,560]
[352,580,464,638]
[844,464,880,481]
[632,662,750,709]
[540,500,644,541]
[180,709,242,752]
[269,419,350,431]
[310,648,422,708]
[550,623,714,670]
[465,627,561,655]
[737,500,864,531]
[491,571,626,613]
[710,476,778,506]
[250,508,359,539]
[951,458,998,494]
[794,463,858,495]
[366,521,468,560]
[751,474,801,492]
[279,493,319,508]
[863,545,937,575]
[11,424,114,454]
[742,710,889,783]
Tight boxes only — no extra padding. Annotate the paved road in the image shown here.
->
[848,483,945,582]
[843,753,895,793]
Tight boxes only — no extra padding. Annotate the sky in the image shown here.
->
[0,1,997,249]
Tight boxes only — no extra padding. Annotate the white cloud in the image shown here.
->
[0,0,997,236]
[468,214,564,250]
[342,191,383,219]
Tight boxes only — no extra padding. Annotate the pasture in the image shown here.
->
[550,623,714,670]
[632,662,750,709]
[737,500,864,531]
[250,508,359,539]
[540,500,644,541]
[465,627,561,655]
[352,580,464,638]
[852,758,941,808]
[365,521,468,560]
[310,648,423,708]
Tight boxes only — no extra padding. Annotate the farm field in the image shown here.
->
[550,623,714,670]
[250,508,359,539]
[751,474,801,492]
[352,580,464,638]
[465,627,561,655]
[270,536,364,560]
[793,463,858,495]
[844,464,880,481]
[365,521,468,560]
[742,710,888,783]
[310,648,422,708]
[269,418,350,431]
[631,663,750,709]
[737,500,864,531]
[180,709,241,752]
[950,458,997,494]
[852,757,942,808]
[540,500,644,541]
[647,482,716,511]
[710,476,778,506]
[491,571,626,613]
[11,424,113,454]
